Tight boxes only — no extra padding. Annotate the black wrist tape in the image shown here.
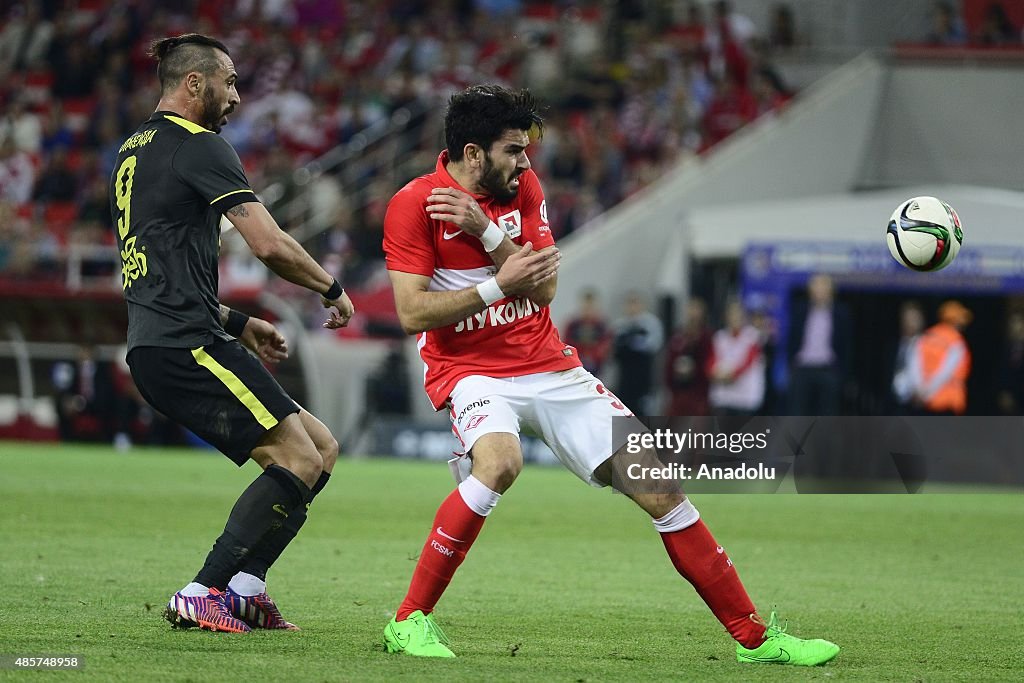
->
[225,308,250,337]
[325,279,344,300]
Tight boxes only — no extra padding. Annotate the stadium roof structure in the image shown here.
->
[685,184,1024,258]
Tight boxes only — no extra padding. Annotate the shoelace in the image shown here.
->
[750,610,789,637]
[254,595,287,624]
[765,612,789,637]
[208,590,243,623]
[419,615,451,646]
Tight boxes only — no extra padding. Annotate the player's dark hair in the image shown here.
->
[149,34,230,93]
[445,85,544,162]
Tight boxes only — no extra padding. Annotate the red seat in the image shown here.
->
[64,148,84,172]
[46,222,73,246]
[24,70,54,88]
[23,70,54,105]
[44,202,79,245]
[44,201,79,225]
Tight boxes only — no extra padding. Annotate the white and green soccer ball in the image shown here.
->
[886,195,963,272]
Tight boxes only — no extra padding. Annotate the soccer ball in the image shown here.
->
[886,196,963,272]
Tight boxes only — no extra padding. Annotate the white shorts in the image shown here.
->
[447,367,643,487]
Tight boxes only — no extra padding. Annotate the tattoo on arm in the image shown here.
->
[228,204,249,218]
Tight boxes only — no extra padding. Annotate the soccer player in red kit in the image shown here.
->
[375,84,839,665]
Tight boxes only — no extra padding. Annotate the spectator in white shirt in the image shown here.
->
[710,300,764,416]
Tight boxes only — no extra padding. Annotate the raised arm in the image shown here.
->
[485,239,558,307]
[425,187,559,307]
[389,271,488,335]
[389,242,559,335]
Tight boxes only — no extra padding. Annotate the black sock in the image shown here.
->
[241,470,332,581]
[194,465,311,589]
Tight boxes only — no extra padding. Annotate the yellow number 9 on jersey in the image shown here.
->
[115,155,137,240]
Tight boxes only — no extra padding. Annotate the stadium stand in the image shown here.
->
[0,1,795,307]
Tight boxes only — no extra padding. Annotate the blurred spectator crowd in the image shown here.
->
[563,279,1024,418]
[0,0,798,301]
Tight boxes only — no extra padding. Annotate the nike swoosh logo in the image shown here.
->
[745,647,791,663]
[272,504,289,518]
[436,526,464,543]
[389,624,410,647]
[442,230,463,240]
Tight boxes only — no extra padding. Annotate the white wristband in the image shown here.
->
[479,221,505,252]
[476,277,505,305]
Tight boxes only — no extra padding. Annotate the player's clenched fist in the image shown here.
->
[495,241,560,296]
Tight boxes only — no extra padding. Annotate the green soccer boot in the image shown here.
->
[383,610,456,658]
[736,611,839,666]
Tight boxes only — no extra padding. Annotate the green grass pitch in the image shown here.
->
[1,441,1022,682]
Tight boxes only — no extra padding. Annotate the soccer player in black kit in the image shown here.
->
[109,34,354,633]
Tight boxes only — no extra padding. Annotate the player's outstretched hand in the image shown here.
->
[495,241,560,296]
[240,317,289,364]
[322,290,355,329]
[426,187,489,236]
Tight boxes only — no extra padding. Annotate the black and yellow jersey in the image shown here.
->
[109,111,258,351]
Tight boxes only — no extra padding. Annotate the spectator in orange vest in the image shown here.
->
[909,300,972,415]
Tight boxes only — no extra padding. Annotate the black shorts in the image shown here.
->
[127,340,299,466]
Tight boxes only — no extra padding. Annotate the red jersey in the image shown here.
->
[383,151,581,409]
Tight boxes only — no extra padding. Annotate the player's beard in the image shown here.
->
[479,153,520,204]
[200,87,231,133]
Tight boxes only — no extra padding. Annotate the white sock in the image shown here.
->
[652,498,700,533]
[228,571,267,597]
[457,475,501,517]
[179,581,209,597]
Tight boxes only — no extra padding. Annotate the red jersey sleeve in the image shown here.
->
[517,170,555,249]
[383,182,435,277]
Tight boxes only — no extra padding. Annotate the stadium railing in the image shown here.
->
[254,99,438,246]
